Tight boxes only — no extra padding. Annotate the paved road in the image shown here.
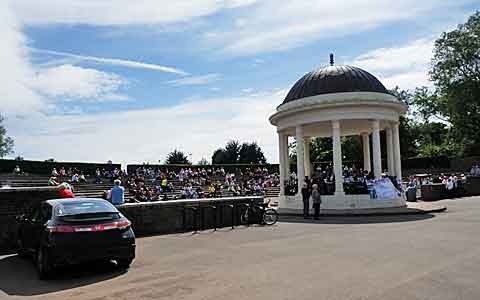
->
[2,197,480,300]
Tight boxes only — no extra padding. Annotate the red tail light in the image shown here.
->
[47,220,131,233]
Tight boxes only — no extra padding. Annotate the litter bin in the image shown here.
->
[406,186,417,202]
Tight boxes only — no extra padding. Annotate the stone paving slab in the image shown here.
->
[277,201,446,216]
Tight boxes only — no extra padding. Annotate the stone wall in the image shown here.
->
[117,197,263,235]
[0,187,58,251]
[0,188,263,251]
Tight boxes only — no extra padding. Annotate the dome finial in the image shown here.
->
[329,53,334,66]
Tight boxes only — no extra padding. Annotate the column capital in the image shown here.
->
[332,120,340,129]
[295,125,304,135]
[361,131,369,137]
[370,119,380,129]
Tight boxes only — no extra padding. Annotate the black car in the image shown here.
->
[16,198,135,279]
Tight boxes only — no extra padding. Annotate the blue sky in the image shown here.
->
[1,0,478,165]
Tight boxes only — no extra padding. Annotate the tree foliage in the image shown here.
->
[0,115,14,158]
[412,11,480,155]
[165,149,191,165]
[212,140,267,164]
[238,142,267,164]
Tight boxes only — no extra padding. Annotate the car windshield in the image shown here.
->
[54,200,118,217]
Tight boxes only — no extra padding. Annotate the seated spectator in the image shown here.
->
[161,177,168,192]
[109,179,125,205]
[48,177,59,186]
[51,168,59,177]
[71,173,79,183]
[208,183,216,198]
[58,183,75,198]
[79,173,88,183]
[470,164,480,176]
[13,165,21,175]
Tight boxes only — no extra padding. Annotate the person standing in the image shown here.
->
[301,182,311,219]
[311,184,322,220]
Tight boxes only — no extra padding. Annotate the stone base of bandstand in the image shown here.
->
[273,193,419,216]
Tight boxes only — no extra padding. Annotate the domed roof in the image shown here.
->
[283,65,389,105]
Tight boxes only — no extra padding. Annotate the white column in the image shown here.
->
[278,132,286,196]
[296,126,305,195]
[332,120,344,195]
[386,126,395,176]
[283,136,290,177]
[371,120,382,179]
[361,132,371,173]
[304,137,311,178]
[392,122,402,183]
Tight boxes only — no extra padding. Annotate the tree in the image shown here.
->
[224,140,241,163]
[197,157,209,165]
[238,142,267,164]
[165,149,191,165]
[0,115,14,158]
[212,148,228,164]
[420,11,480,155]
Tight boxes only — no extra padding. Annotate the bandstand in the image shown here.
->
[269,57,408,210]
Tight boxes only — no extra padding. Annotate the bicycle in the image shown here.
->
[240,199,278,226]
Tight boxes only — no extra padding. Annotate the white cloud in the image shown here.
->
[204,0,472,56]
[0,1,43,114]
[33,64,128,101]
[9,90,287,165]
[12,0,257,26]
[166,73,221,86]
[35,49,188,75]
[351,39,435,89]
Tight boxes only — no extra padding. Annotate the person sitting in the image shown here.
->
[109,179,125,205]
[470,165,480,177]
[208,183,216,198]
[95,169,102,183]
[71,173,79,183]
[51,168,59,177]
[58,183,75,198]
[79,173,87,183]
[48,176,59,186]
[13,165,21,175]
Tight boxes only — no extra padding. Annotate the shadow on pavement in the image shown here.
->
[279,213,435,224]
[0,254,127,296]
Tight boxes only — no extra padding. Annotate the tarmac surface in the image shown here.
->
[1,196,480,300]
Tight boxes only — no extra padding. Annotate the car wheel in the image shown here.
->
[36,247,53,280]
[116,258,133,269]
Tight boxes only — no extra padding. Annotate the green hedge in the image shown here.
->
[0,159,121,175]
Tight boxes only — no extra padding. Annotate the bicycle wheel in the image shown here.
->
[263,208,278,225]
[240,207,249,225]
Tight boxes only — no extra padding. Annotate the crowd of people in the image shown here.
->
[284,164,385,196]
[125,166,280,202]
[47,167,126,186]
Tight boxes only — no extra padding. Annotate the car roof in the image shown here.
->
[45,198,108,206]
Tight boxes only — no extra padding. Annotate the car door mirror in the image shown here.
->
[16,214,28,223]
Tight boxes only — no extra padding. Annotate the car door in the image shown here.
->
[32,203,53,251]
[21,205,41,252]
